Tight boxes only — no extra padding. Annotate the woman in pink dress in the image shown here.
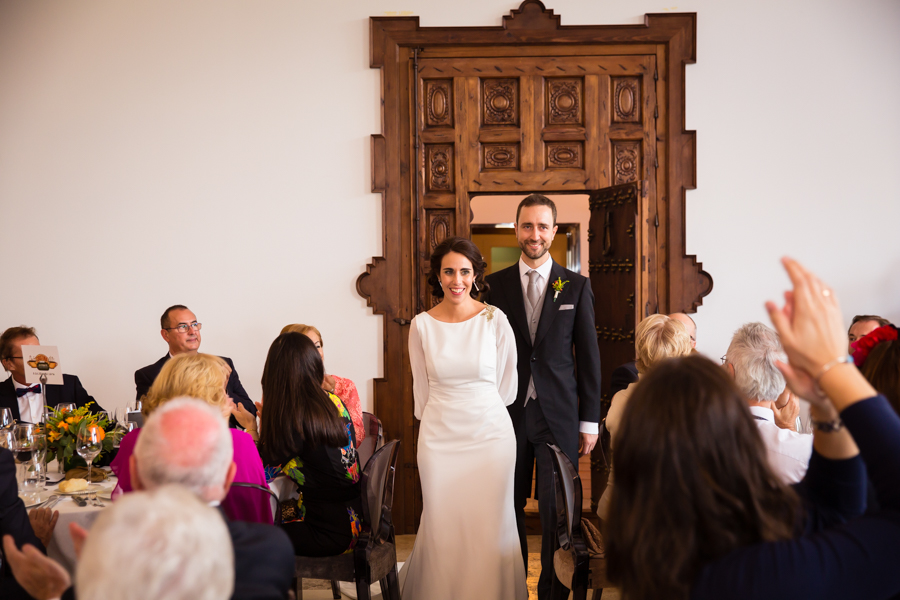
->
[281,324,365,447]
[111,353,271,524]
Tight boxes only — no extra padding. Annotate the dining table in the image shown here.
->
[19,462,116,576]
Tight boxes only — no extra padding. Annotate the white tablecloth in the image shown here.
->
[22,471,115,576]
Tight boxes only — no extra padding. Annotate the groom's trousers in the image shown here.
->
[514,396,570,600]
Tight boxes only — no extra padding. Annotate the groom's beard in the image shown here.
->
[519,238,550,261]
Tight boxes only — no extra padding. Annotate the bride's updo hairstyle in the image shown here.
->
[427,236,489,299]
[606,355,800,600]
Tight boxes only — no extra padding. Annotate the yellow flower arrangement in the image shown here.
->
[42,402,114,469]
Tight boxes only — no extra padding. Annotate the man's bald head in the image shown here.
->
[132,398,234,503]
[668,313,697,349]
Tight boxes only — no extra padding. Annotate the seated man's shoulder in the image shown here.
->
[228,519,293,555]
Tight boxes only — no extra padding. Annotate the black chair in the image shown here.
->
[357,411,384,469]
[229,482,282,526]
[548,443,609,600]
[293,440,401,600]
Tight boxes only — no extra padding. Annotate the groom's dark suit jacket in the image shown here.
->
[484,260,602,496]
[135,355,256,418]
[0,374,103,422]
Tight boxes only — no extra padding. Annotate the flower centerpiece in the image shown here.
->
[43,403,115,470]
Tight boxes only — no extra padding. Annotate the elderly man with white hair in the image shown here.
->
[723,322,813,483]
[4,398,294,600]
[78,485,234,600]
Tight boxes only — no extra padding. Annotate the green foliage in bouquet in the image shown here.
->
[42,402,115,469]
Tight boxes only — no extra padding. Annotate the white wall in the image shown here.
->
[1,0,898,414]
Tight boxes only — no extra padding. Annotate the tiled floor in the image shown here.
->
[298,535,620,600]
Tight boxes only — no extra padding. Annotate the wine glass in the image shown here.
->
[76,426,103,486]
[0,428,13,450]
[0,407,14,430]
[57,403,76,415]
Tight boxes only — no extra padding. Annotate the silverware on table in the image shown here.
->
[34,494,59,510]
[89,492,105,507]
[73,495,88,507]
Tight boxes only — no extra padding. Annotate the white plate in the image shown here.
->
[19,493,49,508]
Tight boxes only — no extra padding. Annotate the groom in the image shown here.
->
[483,194,602,600]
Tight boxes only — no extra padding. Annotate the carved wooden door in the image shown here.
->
[362,2,712,532]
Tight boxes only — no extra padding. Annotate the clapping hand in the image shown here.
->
[27,507,59,548]
[3,535,70,600]
[227,395,258,432]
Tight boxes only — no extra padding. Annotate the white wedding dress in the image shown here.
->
[400,304,527,600]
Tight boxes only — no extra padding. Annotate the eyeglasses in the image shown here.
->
[165,322,202,333]
[720,355,728,365]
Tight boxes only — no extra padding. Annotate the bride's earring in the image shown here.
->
[473,281,480,292]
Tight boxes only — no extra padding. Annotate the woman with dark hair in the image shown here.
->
[400,236,526,599]
[258,332,361,556]
[606,258,900,600]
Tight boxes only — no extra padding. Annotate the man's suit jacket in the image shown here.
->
[135,355,256,417]
[483,260,602,470]
[0,446,45,599]
[226,517,295,600]
[0,374,102,423]
[608,361,639,401]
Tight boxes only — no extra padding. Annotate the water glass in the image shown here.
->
[32,433,48,486]
[0,429,13,450]
[12,424,35,485]
[76,426,103,485]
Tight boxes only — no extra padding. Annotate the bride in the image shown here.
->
[401,236,527,600]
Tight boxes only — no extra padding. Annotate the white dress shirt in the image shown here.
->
[13,378,44,424]
[749,405,813,484]
[516,257,598,436]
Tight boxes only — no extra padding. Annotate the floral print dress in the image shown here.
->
[273,393,362,556]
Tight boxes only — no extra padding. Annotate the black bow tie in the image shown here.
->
[16,384,40,397]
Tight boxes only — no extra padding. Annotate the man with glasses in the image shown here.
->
[134,305,256,420]
[0,326,102,424]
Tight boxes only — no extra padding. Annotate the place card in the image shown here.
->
[20,345,64,385]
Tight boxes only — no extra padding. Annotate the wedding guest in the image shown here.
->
[112,353,271,524]
[855,323,900,411]
[597,314,692,521]
[0,326,104,423]
[134,305,255,427]
[78,485,234,600]
[606,258,900,600]
[131,400,294,599]
[281,323,365,447]
[607,313,697,399]
[723,322,813,484]
[4,400,294,600]
[258,332,362,556]
[848,314,891,352]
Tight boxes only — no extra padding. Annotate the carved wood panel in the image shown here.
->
[365,1,711,532]
[483,143,520,170]
[424,79,453,128]
[613,141,641,185]
[482,78,519,126]
[612,77,641,123]
[547,78,583,125]
[425,144,454,192]
[546,141,583,169]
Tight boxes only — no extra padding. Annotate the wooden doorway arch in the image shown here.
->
[358,0,712,533]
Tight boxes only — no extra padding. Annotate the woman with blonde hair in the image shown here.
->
[281,323,365,446]
[110,353,270,523]
[596,314,693,520]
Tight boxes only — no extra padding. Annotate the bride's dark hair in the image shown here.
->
[427,236,489,299]
[605,355,801,600]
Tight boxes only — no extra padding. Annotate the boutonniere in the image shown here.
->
[551,277,569,302]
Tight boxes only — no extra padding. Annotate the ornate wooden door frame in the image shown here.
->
[358,0,711,532]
